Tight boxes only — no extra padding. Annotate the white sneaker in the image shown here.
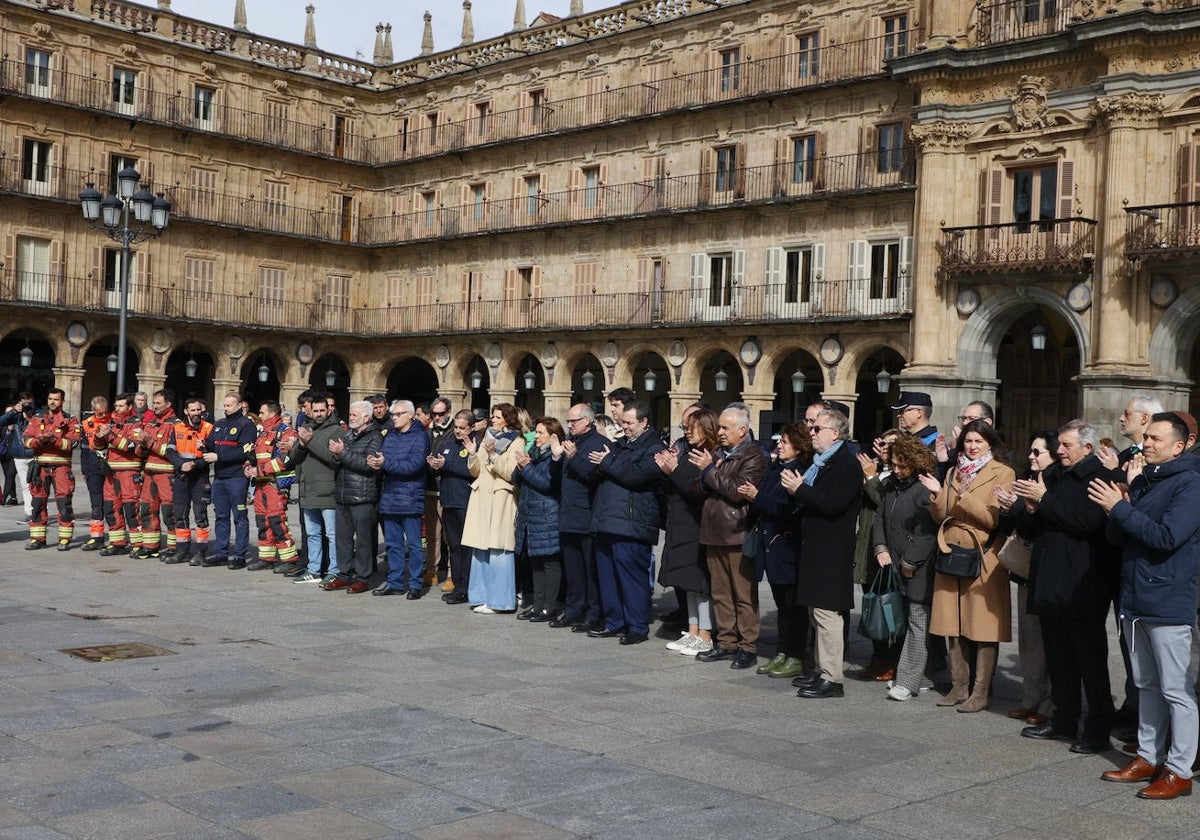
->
[886,679,932,693]
[473,605,496,615]
[689,636,713,655]
[665,632,693,652]
[887,685,915,701]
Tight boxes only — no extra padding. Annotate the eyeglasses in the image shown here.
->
[810,425,834,434]
[1029,447,1044,457]
[431,410,448,418]
[958,415,982,423]
[567,417,585,425]
[390,410,412,417]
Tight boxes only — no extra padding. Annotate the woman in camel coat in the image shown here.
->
[920,420,1014,714]
[463,403,523,613]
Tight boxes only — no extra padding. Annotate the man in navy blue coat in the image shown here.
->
[586,400,665,645]
[369,400,431,599]
[429,409,478,605]
[1090,413,1200,800]
[558,404,611,632]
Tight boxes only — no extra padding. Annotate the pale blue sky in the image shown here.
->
[168,0,598,64]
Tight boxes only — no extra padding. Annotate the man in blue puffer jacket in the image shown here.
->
[1089,412,1200,800]
[368,399,430,599]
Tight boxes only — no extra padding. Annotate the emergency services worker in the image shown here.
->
[80,396,112,551]
[96,394,138,556]
[171,397,213,566]
[133,389,179,559]
[201,392,257,569]
[23,388,81,551]
[246,401,299,570]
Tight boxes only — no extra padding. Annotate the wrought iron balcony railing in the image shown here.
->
[938,217,1097,279]
[0,271,911,337]
[976,0,1074,46]
[0,149,914,245]
[1124,202,1200,260]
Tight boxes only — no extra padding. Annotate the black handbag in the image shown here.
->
[934,519,993,578]
[741,521,762,559]
[859,565,908,643]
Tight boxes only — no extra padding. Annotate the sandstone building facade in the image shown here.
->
[0,0,1195,445]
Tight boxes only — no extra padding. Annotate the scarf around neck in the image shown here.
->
[803,439,842,484]
[956,451,993,489]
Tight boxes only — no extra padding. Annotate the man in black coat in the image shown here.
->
[559,404,612,632]
[323,401,385,594]
[1013,419,1118,754]
[586,400,665,645]
[784,408,863,699]
[428,409,477,605]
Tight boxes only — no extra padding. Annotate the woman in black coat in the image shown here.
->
[739,423,812,680]
[871,435,938,701]
[654,407,718,657]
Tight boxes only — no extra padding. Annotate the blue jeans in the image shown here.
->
[301,507,337,575]
[381,514,424,590]
[211,475,250,560]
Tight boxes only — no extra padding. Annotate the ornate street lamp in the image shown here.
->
[581,366,595,392]
[790,367,806,394]
[1030,324,1047,351]
[324,367,337,388]
[470,363,484,390]
[875,367,892,394]
[713,365,729,392]
[643,367,657,393]
[79,166,171,394]
[185,353,198,378]
[257,356,270,383]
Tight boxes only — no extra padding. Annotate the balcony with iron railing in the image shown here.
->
[975,0,1074,46]
[0,270,912,338]
[1124,202,1200,261]
[938,217,1097,280]
[0,149,915,245]
[367,31,919,164]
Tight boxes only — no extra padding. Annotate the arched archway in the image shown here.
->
[80,336,139,406]
[627,351,670,431]
[514,353,545,418]
[240,350,283,412]
[569,353,604,412]
[164,344,217,409]
[1,329,56,407]
[853,347,907,443]
[386,357,439,406]
[770,348,823,437]
[311,354,350,420]
[463,354,490,411]
[698,349,743,411]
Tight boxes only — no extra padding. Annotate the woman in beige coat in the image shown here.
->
[463,404,523,614]
[919,420,1014,713]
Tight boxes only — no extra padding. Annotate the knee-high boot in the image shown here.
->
[937,636,970,706]
[958,641,998,713]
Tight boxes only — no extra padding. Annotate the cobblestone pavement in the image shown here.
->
[0,498,1191,839]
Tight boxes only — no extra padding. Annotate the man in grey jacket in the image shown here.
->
[287,392,344,583]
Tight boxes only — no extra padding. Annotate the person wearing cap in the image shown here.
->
[891,392,938,448]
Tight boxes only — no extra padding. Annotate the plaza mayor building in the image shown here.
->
[1,0,1197,446]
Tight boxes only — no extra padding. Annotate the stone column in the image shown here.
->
[51,366,86,417]
[137,373,167,399]
[667,391,701,439]
[822,392,859,429]
[279,381,308,413]
[541,390,573,423]
[211,378,241,401]
[490,389,518,406]
[738,393,776,441]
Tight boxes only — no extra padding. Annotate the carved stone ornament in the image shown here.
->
[1011,75,1050,131]
[667,340,687,368]
[31,21,52,40]
[426,91,439,103]
[585,53,600,66]
[719,20,736,36]
[796,4,815,19]
[908,121,973,152]
[340,95,356,107]
[484,342,502,366]
[119,42,138,59]
[200,61,216,77]
[528,66,542,79]
[1091,92,1164,127]
[600,341,619,368]
[226,336,246,359]
[473,78,487,91]
[395,97,408,110]
[649,38,664,52]
[150,329,172,354]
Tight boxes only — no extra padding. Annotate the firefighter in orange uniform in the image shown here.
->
[80,395,113,551]
[23,388,81,550]
[170,396,213,565]
[245,401,300,570]
[100,392,145,556]
[133,389,179,559]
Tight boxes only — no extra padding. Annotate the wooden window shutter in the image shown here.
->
[1178,143,1200,203]
[860,124,876,185]
[460,184,470,207]
[698,149,714,205]
[136,251,152,288]
[812,243,826,287]
[981,167,1004,243]
[773,137,788,196]
[1057,160,1075,220]
[91,245,103,284]
[503,268,518,300]
[849,240,869,281]
[765,247,783,286]
[734,143,747,199]
[569,167,583,213]
[598,164,608,211]
[460,272,471,302]
[49,239,64,281]
[690,253,706,293]
[814,132,827,191]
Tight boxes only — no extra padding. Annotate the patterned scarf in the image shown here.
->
[956,451,993,489]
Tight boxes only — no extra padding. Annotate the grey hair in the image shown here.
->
[1129,395,1165,416]
[390,399,414,414]
[816,409,850,439]
[349,400,373,417]
[570,403,595,422]
[1058,418,1098,450]
[721,403,751,430]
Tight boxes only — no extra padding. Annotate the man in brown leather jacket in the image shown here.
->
[690,403,768,670]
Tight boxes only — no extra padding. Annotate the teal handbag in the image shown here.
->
[858,565,908,644]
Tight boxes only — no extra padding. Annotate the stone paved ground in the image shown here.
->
[0,498,1194,839]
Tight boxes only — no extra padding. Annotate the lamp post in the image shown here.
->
[79,166,171,395]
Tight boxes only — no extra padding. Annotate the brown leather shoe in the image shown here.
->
[873,667,896,682]
[1007,707,1034,720]
[1102,756,1162,784]
[347,580,370,593]
[1024,713,1049,726]
[1137,770,1192,799]
[322,578,349,591]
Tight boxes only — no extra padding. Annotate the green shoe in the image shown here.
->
[757,652,787,675]
[769,657,807,679]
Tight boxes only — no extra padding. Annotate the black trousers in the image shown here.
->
[1041,613,1115,740]
[442,507,471,596]
[561,532,601,623]
[1,454,16,503]
[769,582,810,660]
[529,552,563,614]
[336,502,377,581]
[84,471,105,521]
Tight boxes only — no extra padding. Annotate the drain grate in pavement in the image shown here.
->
[60,642,176,662]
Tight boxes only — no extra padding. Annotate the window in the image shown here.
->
[883,14,909,60]
[785,248,813,304]
[339,195,354,242]
[265,100,289,135]
[1012,164,1058,233]
[386,274,405,309]
[715,146,738,192]
[796,32,820,79]
[263,181,288,219]
[470,183,487,221]
[333,115,349,158]
[426,112,439,146]
[103,248,131,293]
[505,266,541,320]
[112,66,137,113]
[16,236,50,301]
[573,261,597,298]
[398,116,409,153]
[474,101,491,137]
[109,154,138,196]
[25,48,50,95]
[189,167,217,214]
[527,88,546,127]
[719,48,741,93]
[421,191,437,227]
[793,135,817,183]
[21,139,51,194]
[324,274,350,311]
[524,174,542,216]
[1021,0,1058,23]
[869,242,901,299]
[257,266,286,306]
[582,165,601,209]
[877,123,905,174]
[194,86,216,126]
[183,256,215,297]
[709,254,733,306]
